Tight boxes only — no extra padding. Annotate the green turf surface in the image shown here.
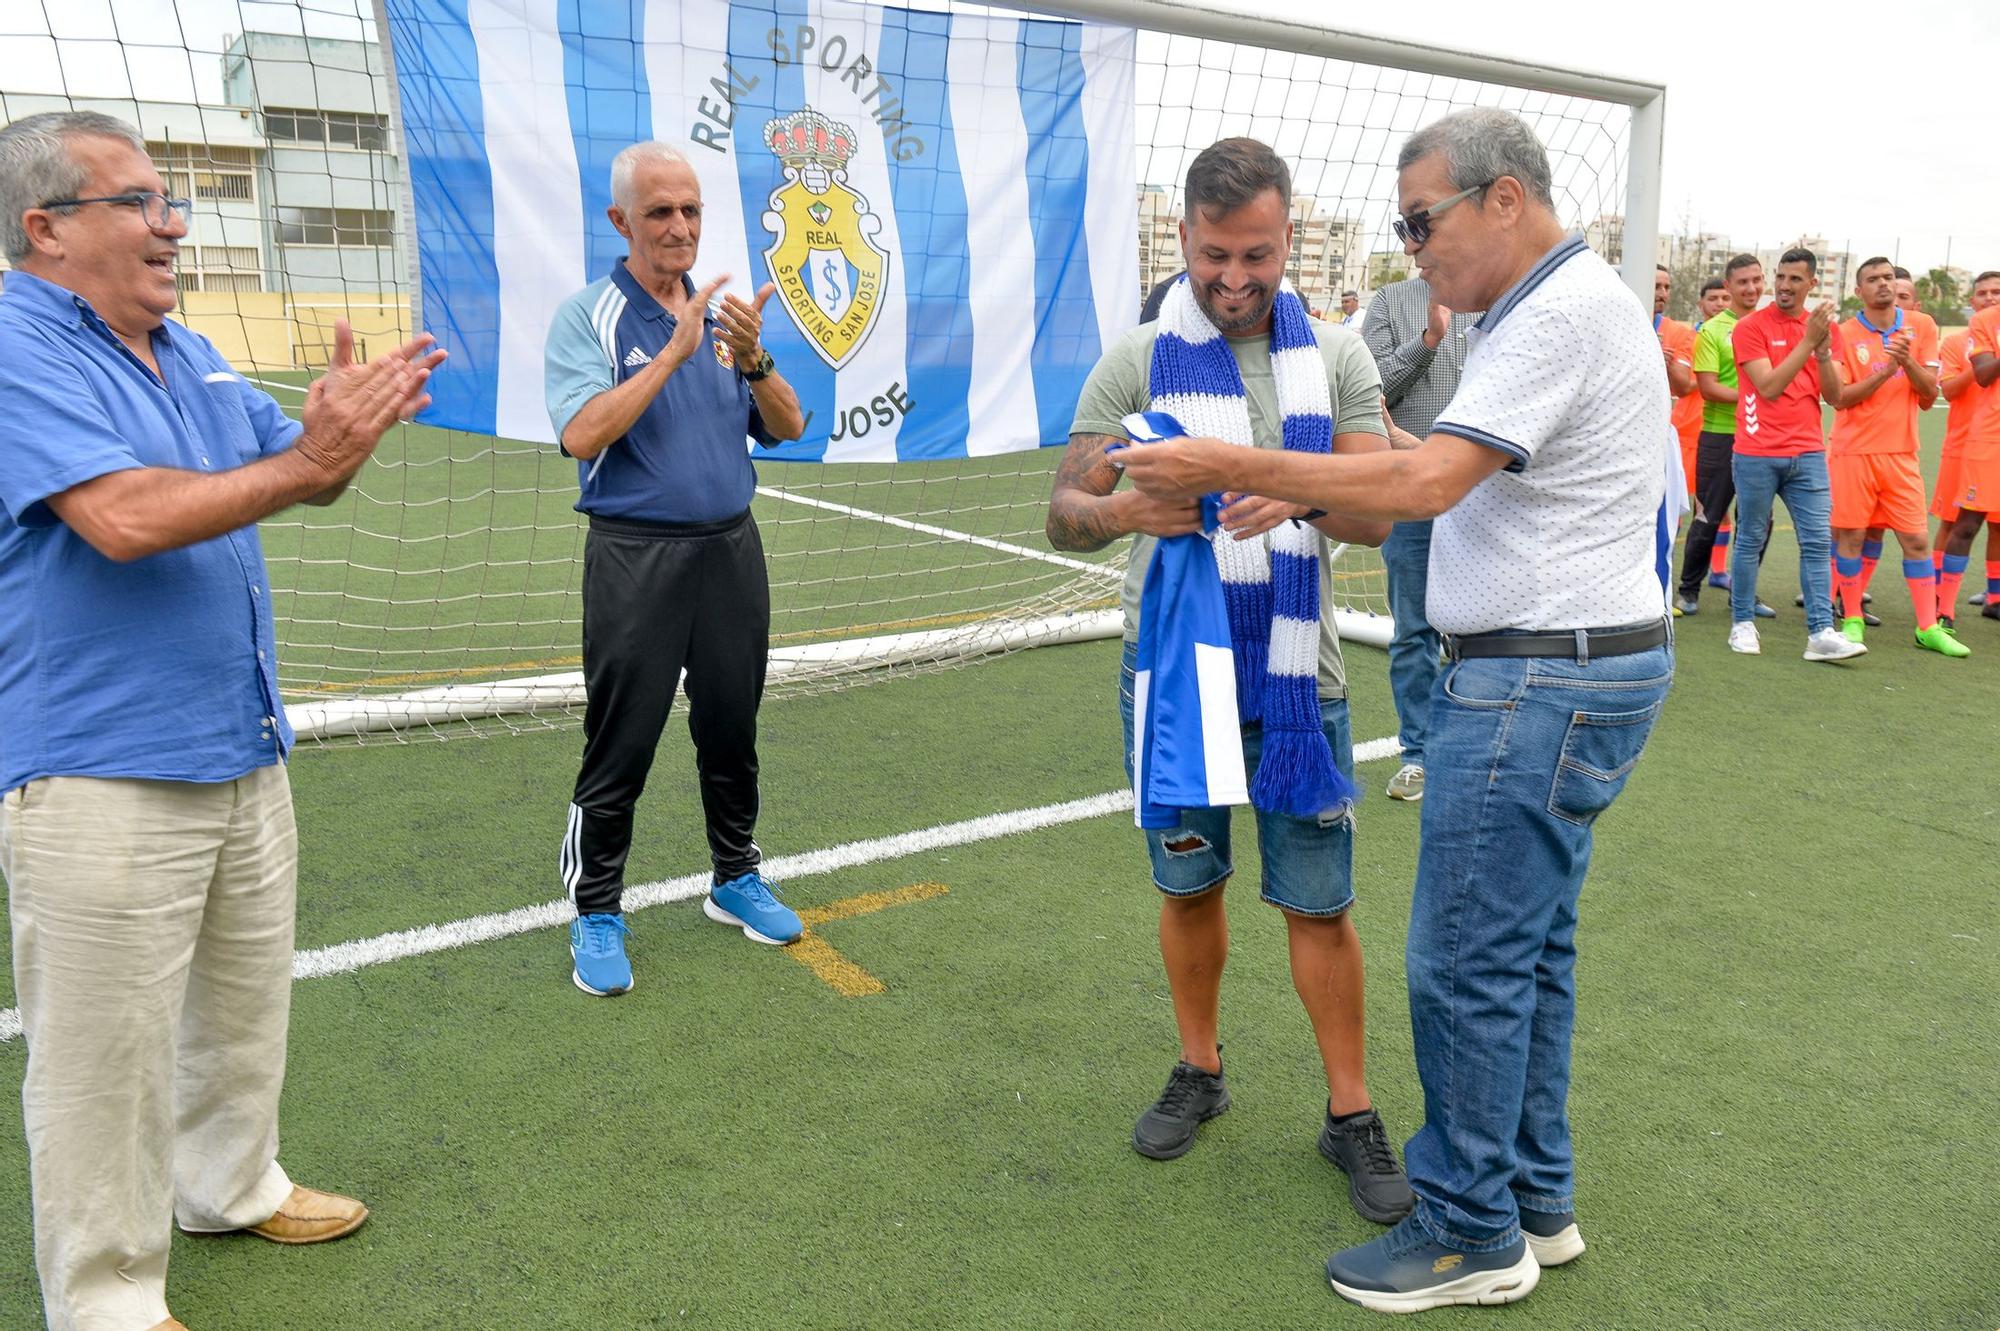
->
[4,561,1998,1326]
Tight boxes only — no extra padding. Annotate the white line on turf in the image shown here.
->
[0,736,1402,1045]
[753,486,1118,580]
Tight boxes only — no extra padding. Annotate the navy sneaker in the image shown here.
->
[1132,1052,1229,1159]
[570,913,632,996]
[1317,1106,1415,1224]
[1752,600,1777,619]
[1706,571,1732,591]
[704,872,803,945]
[1326,1216,1539,1314]
[1519,1209,1584,1267]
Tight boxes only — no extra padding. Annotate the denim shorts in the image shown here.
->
[1118,641,1356,916]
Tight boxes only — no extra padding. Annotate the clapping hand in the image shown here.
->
[666,275,731,367]
[718,283,776,369]
[298,320,446,484]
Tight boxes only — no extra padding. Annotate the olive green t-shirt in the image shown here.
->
[1693,307,1741,435]
[1068,319,1387,698]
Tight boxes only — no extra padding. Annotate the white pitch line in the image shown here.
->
[755,486,1120,580]
[246,374,308,395]
[0,736,1402,1045]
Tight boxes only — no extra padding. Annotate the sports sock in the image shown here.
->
[1933,548,1946,578]
[1835,555,1865,618]
[1904,558,1937,630]
[1986,560,2000,598]
[1939,553,1970,611]
[1861,538,1883,591]
[1711,524,1732,575]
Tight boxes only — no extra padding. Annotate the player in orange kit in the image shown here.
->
[1934,271,2000,621]
[1940,277,2000,622]
[1828,257,1963,655]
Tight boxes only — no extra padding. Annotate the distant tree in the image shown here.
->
[1660,209,1707,323]
[1914,267,1964,324]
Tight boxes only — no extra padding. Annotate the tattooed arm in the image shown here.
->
[1045,431,1202,552]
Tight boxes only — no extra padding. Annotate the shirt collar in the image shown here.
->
[610,260,699,324]
[2,268,176,352]
[1476,233,1590,333]
[1853,305,1904,340]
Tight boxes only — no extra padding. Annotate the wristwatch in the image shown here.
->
[743,349,776,382]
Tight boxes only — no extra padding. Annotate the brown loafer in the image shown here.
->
[244,1185,369,1244]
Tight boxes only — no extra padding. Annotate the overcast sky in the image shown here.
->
[7,0,1996,277]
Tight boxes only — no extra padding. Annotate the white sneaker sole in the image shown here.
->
[1330,1247,1540,1314]
[1524,1224,1584,1267]
[702,895,798,946]
[1803,643,1867,662]
[571,966,632,997]
[1386,786,1423,802]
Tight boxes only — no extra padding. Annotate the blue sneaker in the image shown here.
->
[569,913,632,996]
[1707,571,1732,591]
[1326,1215,1539,1314]
[704,872,803,946]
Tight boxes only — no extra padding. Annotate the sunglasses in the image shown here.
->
[1391,180,1495,248]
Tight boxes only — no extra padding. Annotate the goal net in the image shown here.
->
[0,0,1656,741]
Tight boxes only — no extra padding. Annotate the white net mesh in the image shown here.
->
[1,0,1635,741]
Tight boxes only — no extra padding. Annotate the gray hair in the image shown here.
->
[609,140,691,213]
[0,111,147,263]
[1396,108,1554,211]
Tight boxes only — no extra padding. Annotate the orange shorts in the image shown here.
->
[1931,444,1964,522]
[1679,431,1699,497]
[1959,445,2000,516]
[1830,451,1927,531]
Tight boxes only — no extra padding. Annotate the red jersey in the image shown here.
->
[1829,309,1938,457]
[1733,303,1844,456]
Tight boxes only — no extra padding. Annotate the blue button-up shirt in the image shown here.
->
[0,270,301,791]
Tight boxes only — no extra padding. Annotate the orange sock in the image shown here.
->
[1835,556,1864,617]
[1939,554,1969,610]
[1711,522,1732,575]
[1904,559,1936,630]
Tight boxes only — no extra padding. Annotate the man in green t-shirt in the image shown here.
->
[1677,253,1771,614]
[1046,137,1413,1225]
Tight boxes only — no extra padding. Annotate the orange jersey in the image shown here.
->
[1964,306,2000,460]
[1939,331,1980,457]
[1659,317,1702,445]
[1829,310,1938,456]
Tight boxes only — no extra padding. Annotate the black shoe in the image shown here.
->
[1984,602,2000,622]
[1318,1106,1416,1224]
[1940,614,1957,632]
[1132,1052,1229,1160]
[1862,608,1882,627]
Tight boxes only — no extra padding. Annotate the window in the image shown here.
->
[148,142,257,206]
[265,108,390,151]
[175,245,264,294]
[275,206,395,247]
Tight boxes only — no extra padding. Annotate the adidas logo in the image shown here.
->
[623,346,652,368]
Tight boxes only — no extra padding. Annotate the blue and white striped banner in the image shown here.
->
[384,0,1138,460]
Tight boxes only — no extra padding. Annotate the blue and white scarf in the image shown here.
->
[1146,276,1356,818]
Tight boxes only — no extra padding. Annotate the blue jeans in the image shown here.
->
[1730,451,1832,632]
[1118,641,1356,916]
[1383,520,1440,765]
[1402,640,1673,1252]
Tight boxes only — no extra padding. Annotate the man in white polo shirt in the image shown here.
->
[1120,107,1672,1315]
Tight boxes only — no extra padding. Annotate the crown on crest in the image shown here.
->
[765,106,858,176]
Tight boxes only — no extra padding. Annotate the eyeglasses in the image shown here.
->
[1391,180,1495,248]
[37,191,192,231]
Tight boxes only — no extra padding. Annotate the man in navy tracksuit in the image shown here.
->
[544,140,806,996]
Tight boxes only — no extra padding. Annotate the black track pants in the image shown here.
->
[560,510,769,915]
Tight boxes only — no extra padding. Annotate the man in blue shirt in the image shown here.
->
[0,111,442,1331]
[544,141,806,997]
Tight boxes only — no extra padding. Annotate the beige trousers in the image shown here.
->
[3,767,299,1331]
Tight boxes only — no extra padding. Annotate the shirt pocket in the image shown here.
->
[200,376,265,466]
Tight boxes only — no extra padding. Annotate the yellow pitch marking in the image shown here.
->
[788,881,948,996]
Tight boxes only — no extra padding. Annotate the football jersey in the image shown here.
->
[1829,308,1938,456]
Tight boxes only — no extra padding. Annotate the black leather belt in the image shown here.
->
[1441,618,1669,663]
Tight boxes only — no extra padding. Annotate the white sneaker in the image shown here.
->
[1386,763,1424,801]
[1727,621,1761,654]
[1804,628,1867,662]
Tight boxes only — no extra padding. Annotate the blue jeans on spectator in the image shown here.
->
[1402,640,1672,1251]
[1730,451,1832,632]
[1382,519,1440,766]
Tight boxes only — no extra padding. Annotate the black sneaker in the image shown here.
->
[1940,614,1958,632]
[1317,1106,1415,1224]
[1983,602,2000,622]
[1132,1053,1229,1160]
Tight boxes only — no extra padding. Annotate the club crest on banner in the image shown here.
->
[761,107,889,371]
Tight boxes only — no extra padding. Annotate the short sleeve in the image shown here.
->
[1971,311,1999,360]
[544,291,616,447]
[0,331,144,527]
[1430,304,1586,468]
[1732,314,1768,368]
[1917,319,1940,368]
[1068,325,1153,439]
[1323,330,1387,436]
[1691,322,1726,376]
[1942,335,1971,378]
